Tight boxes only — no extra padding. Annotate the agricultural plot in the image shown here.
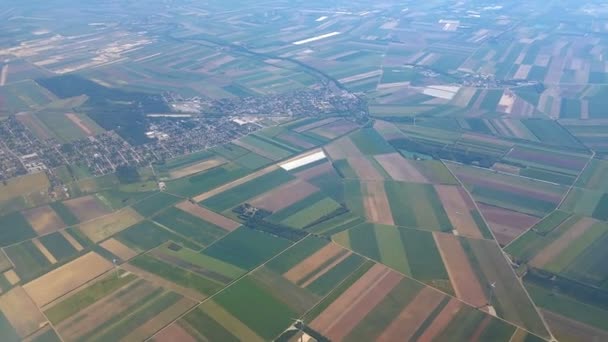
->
[115,220,203,252]
[383,181,453,231]
[200,168,294,212]
[132,191,182,217]
[21,205,65,236]
[53,273,195,342]
[233,134,295,161]
[33,111,100,143]
[306,262,516,342]
[562,120,608,156]
[62,195,112,223]
[77,207,143,243]
[524,271,608,340]
[248,179,319,213]
[0,286,47,339]
[333,224,452,294]
[202,227,293,271]
[23,251,113,307]
[507,214,608,287]
[503,145,590,185]
[165,162,251,198]
[152,206,228,247]
[0,212,37,247]
[175,201,240,232]
[4,240,52,281]
[448,162,567,244]
[0,172,50,204]
[560,187,608,220]
[576,158,608,192]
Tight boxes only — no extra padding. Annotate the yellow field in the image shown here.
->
[23,252,113,307]
[169,157,226,179]
[78,207,142,243]
[0,286,47,337]
[0,172,50,202]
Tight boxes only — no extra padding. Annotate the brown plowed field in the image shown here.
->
[348,157,383,180]
[433,233,486,307]
[24,251,113,307]
[470,315,492,342]
[435,185,482,238]
[374,153,429,183]
[377,287,445,342]
[311,264,402,341]
[478,204,539,245]
[284,243,344,284]
[249,180,318,212]
[417,298,463,342]
[455,173,563,204]
[362,181,394,225]
[324,137,362,160]
[293,162,335,181]
[0,286,47,338]
[311,119,359,139]
[373,120,405,140]
[530,217,596,268]
[63,195,111,222]
[23,205,65,235]
[153,323,197,342]
[176,201,240,231]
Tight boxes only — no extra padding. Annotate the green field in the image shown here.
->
[153,207,227,247]
[39,232,79,261]
[202,228,292,270]
[348,128,396,155]
[211,276,297,340]
[116,220,203,251]
[201,169,294,212]
[45,271,138,324]
[384,181,453,231]
[265,236,328,274]
[4,240,51,280]
[165,163,251,198]
[131,254,224,296]
[334,224,451,293]
[0,212,37,246]
[132,192,182,217]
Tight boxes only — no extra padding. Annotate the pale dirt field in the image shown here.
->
[23,251,113,307]
[323,137,363,160]
[348,157,383,180]
[362,181,395,225]
[22,205,65,235]
[176,201,240,231]
[169,158,226,179]
[3,270,20,285]
[32,238,57,264]
[374,153,429,183]
[248,180,319,212]
[0,286,47,338]
[284,243,344,284]
[100,238,138,261]
[63,195,111,222]
[433,232,487,308]
[78,207,142,243]
[59,230,84,251]
[435,185,483,239]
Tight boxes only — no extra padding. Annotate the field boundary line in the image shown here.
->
[144,233,310,341]
[440,159,556,341]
